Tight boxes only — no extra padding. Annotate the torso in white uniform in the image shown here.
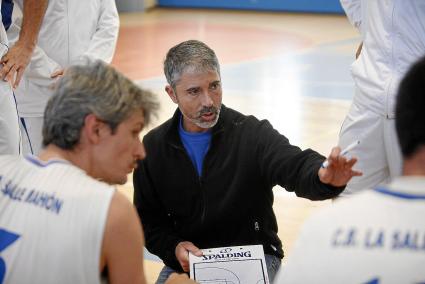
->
[9,0,119,117]
[275,176,425,284]
[0,155,114,284]
[349,0,425,118]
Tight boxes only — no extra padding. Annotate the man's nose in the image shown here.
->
[200,91,213,106]
[135,140,146,160]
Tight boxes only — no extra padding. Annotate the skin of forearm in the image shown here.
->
[18,0,48,49]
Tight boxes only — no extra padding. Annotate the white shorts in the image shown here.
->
[20,116,44,155]
[338,97,402,196]
[0,81,20,154]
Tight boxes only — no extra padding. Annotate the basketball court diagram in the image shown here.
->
[190,245,270,284]
[193,259,267,284]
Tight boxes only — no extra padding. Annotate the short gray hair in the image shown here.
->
[42,60,159,149]
[164,40,220,89]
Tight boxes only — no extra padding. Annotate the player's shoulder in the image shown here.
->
[0,154,20,166]
[304,191,378,228]
[107,191,139,226]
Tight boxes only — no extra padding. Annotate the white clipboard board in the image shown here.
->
[189,245,270,284]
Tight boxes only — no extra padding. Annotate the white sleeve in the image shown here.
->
[340,0,362,31]
[77,0,119,64]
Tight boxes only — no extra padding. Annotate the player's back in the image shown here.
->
[275,176,425,283]
[0,155,115,284]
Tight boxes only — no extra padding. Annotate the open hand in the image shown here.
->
[318,146,362,187]
[0,42,33,88]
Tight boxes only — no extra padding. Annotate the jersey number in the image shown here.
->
[0,228,20,284]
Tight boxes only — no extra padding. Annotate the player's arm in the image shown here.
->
[340,0,362,30]
[1,0,48,87]
[101,192,146,284]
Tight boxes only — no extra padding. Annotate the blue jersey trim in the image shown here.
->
[374,187,425,200]
[25,156,70,167]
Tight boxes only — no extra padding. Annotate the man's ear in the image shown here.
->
[165,85,178,104]
[84,114,108,144]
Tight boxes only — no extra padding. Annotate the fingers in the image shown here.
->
[325,147,341,168]
[1,61,14,82]
[13,68,24,89]
[182,242,202,256]
[175,241,202,272]
[51,70,60,78]
[0,60,7,78]
[319,147,363,186]
[6,65,19,86]
[165,273,195,284]
[0,45,33,87]
[51,69,64,79]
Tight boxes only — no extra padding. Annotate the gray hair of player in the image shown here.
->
[164,40,221,89]
[42,60,159,149]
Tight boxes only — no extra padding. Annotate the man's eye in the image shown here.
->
[188,89,199,96]
[210,83,220,90]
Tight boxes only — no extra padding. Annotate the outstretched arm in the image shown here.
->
[0,0,48,88]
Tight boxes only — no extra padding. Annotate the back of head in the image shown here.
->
[42,60,159,149]
[396,56,425,159]
[164,39,220,89]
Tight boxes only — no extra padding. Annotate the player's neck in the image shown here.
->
[38,144,88,171]
[403,146,425,176]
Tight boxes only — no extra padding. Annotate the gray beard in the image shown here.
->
[184,105,221,129]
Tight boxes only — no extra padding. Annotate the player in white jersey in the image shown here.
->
[0,0,48,155]
[274,57,425,283]
[0,61,161,284]
[338,0,425,196]
[7,0,119,155]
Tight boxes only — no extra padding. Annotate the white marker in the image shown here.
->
[321,140,360,168]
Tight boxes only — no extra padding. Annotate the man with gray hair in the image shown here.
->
[0,61,159,283]
[134,39,362,283]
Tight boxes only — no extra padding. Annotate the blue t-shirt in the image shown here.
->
[178,116,212,177]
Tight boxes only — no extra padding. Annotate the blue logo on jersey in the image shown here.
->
[0,228,20,284]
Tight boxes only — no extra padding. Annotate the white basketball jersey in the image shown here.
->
[0,155,115,284]
[275,176,425,284]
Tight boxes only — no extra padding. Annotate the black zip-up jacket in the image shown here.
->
[134,105,344,272]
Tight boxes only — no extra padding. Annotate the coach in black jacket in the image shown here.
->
[133,40,361,283]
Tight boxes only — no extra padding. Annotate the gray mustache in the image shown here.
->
[198,106,218,116]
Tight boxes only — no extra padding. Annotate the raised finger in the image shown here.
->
[6,65,18,85]
[1,63,13,80]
